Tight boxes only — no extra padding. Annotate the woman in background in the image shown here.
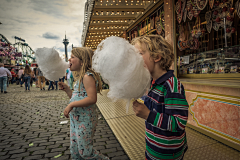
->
[23,65,33,91]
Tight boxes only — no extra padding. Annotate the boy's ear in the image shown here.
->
[154,55,161,62]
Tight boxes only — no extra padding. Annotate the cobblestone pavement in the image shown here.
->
[0,83,130,160]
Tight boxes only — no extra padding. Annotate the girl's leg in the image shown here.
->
[27,77,31,90]
[75,113,109,160]
[24,77,27,90]
[69,114,81,159]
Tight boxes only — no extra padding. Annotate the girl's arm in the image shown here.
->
[64,74,97,118]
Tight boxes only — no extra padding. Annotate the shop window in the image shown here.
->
[176,0,240,78]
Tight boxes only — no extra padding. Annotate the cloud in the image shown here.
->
[0,0,87,56]
[42,32,60,40]
[29,0,66,19]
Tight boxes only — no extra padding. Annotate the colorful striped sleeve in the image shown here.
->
[147,77,189,132]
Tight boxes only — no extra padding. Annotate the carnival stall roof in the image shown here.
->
[81,0,163,50]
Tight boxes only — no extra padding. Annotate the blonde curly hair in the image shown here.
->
[131,35,174,71]
[71,47,102,93]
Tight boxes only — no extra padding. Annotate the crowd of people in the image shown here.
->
[0,63,70,93]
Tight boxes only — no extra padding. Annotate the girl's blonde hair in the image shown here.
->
[131,35,174,71]
[24,65,32,75]
[71,47,102,93]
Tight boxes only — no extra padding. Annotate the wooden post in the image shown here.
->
[164,0,175,71]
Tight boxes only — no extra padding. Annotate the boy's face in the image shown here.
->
[134,42,154,74]
[69,54,82,71]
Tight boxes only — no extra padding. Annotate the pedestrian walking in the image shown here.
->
[0,63,12,93]
[58,47,109,160]
[22,65,33,91]
[48,80,58,90]
[132,35,189,160]
[36,66,45,90]
[17,66,24,87]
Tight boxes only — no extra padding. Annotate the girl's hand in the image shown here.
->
[64,104,73,118]
[59,82,73,98]
[132,100,150,120]
[59,82,70,92]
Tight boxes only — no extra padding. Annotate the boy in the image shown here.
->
[132,35,188,160]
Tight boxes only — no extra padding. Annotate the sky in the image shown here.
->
[0,0,87,60]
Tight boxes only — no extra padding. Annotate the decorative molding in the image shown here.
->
[189,94,240,144]
[185,89,240,99]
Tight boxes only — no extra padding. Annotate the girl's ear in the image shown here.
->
[154,55,161,62]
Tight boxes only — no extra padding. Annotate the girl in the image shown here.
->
[23,65,33,91]
[59,47,109,160]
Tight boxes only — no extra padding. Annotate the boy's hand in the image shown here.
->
[132,100,150,120]
[64,104,73,118]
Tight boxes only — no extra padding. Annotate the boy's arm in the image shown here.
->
[147,85,188,132]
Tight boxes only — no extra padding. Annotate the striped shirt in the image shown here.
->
[144,70,188,160]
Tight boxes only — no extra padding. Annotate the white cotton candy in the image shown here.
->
[93,36,151,112]
[35,47,69,81]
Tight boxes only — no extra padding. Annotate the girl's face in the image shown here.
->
[69,54,82,71]
[134,42,154,74]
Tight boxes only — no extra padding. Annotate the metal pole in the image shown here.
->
[65,46,68,62]
[172,0,178,76]
[223,18,227,48]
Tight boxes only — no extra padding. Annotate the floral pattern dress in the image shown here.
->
[69,72,109,160]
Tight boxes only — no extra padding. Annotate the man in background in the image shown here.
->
[0,63,12,93]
